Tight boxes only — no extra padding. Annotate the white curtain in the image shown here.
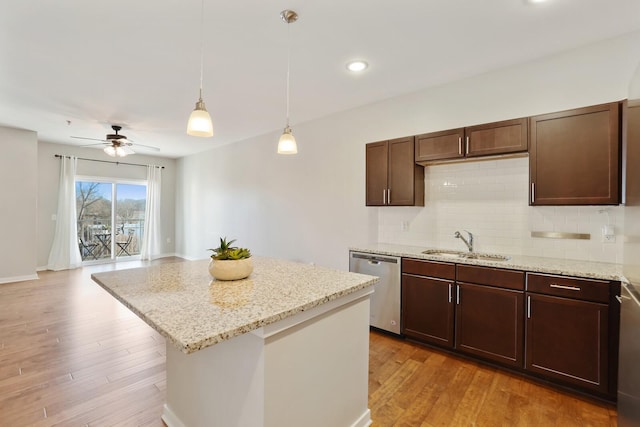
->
[47,156,82,271]
[141,165,162,260]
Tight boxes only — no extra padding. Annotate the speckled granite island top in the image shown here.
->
[350,243,624,281]
[91,257,377,354]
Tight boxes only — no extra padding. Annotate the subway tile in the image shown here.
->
[378,158,622,263]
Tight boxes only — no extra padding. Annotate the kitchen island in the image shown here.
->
[91,257,378,427]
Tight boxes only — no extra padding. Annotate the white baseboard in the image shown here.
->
[172,253,202,261]
[352,409,373,427]
[0,273,39,285]
[161,404,186,427]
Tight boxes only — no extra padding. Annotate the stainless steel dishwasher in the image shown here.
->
[349,251,401,335]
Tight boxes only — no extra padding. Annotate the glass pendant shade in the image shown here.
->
[277,126,297,154]
[187,98,214,137]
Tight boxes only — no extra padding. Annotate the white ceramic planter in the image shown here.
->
[208,258,253,281]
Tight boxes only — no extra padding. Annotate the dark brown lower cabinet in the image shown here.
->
[526,293,609,394]
[455,282,524,368]
[402,274,454,348]
[399,258,618,400]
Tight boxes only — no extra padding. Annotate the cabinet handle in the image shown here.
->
[465,136,469,154]
[383,190,386,205]
[527,295,531,319]
[550,283,581,291]
[531,183,535,204]
[458,137,462,155]
[456,285,460,305]
[388,189,391,204]
[448,283,452,303]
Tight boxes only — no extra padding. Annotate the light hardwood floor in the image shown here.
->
[0,260,617,426]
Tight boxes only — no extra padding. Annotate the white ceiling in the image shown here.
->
[2,0,640,158]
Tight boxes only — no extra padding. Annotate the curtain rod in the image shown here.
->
[54,154,164,169]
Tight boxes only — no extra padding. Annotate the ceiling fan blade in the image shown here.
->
[132,143,160,152]
[79,143,108,148]
[122,146,136,155]
[71,136,106,142]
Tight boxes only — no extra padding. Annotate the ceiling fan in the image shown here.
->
[71,125,160,157]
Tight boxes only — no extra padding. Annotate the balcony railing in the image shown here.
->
[78,218,144,261]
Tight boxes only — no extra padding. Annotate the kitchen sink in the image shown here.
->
[421,249,510,261]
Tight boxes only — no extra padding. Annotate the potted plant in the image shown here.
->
[208,237,253,281]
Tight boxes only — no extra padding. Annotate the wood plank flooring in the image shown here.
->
[0,260,617,426]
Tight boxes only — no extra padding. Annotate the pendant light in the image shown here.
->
[277,10,298,155]
[187,0,214,137]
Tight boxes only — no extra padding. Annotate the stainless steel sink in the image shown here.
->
[421,249,467,258]
[421,249,510,261]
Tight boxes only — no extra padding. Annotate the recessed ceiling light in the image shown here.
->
[346,60,368,72]
[526,0,548,3]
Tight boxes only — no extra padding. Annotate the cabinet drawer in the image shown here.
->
[457,264,525,291]
[526,273,610,303]
[402,258,455,280]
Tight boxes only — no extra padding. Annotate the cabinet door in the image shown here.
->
[365,141,388,206]
[455,283,524,367]
[530,102,620,205]
[388,137,422,206]
[465,118,528,157]
[415,128,465,162]
[526,293,609,394]
[402,274,454,348]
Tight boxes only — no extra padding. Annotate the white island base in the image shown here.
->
[161,287,373,427]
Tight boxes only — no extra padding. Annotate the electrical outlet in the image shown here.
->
[400,221,409,231]
[602,225,615,243]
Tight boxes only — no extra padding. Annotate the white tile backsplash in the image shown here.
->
[378,157,623,263]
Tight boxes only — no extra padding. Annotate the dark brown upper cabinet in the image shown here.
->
[529,102,621,205]
[366,137,424,206]
[415,118,528,164]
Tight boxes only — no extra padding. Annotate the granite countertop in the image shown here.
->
[350,243,624,281]
[91,257,377,354]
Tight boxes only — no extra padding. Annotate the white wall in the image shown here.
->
[176,31,640,270]
[37,141,177,269]
[0,126,38,283]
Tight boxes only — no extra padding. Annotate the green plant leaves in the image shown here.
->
[208,237,251,260]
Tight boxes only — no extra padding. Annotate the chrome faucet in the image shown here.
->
[455,230,474,252]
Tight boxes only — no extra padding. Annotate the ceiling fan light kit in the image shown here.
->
[277,9,298,155]
[104,144,128,157]
[187,0,214,138]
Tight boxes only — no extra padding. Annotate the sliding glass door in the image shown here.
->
[76,179,147,262]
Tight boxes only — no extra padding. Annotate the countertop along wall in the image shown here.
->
[175,31,640,271]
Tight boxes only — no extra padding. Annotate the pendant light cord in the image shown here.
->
[198,0,205,101]
[285,22,291,128]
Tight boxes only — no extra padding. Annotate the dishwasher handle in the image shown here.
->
[350,253,399,264]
